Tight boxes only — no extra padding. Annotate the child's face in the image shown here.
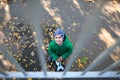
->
[55,34,63,45]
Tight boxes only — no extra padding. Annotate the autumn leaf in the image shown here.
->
[81,57,88,64]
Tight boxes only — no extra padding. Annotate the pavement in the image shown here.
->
[0,0,120,72]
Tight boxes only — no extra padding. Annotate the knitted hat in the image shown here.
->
[54,28,65,39]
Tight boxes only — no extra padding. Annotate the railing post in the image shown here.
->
[82,38,120,75]
[100,59,120,75]
[63,0,106,76]
[0,66,8,76]
[32,26,47,76]
[0,44,27,76]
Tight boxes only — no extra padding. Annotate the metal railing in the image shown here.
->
[0,0,120,79]
[0,37,120,79]
[0,71,120,78]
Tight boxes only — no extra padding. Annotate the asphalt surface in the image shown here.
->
[0,0,120,72]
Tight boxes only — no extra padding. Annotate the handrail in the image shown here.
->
[0,71,120,78]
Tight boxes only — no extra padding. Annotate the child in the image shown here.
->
[48,28,73,71]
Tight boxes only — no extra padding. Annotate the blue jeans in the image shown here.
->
[48,56,54,62]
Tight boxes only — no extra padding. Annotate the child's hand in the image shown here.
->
[57,57,63,62]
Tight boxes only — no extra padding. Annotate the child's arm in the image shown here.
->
[62,44,73,60]
[48,44,58,60]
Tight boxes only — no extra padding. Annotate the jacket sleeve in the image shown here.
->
[48,43,58,60]
[61,43,73,59]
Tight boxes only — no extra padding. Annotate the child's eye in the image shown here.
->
[55,37,58,39]
[59,37,62,39]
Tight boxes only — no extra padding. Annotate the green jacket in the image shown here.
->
[48,35,73,60]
